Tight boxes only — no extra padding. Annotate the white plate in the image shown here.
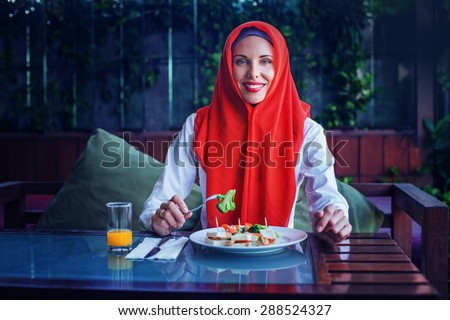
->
[189,227,308,255]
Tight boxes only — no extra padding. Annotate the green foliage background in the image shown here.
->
[0,0,401,132]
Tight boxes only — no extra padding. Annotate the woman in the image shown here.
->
[140,21,351,245]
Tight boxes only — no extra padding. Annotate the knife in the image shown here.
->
[145,237,171,258]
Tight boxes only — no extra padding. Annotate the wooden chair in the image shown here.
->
[350,183,448,299]
[0,181,448,298]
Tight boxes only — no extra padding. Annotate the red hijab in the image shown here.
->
[194,21,310,227]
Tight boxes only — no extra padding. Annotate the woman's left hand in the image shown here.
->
[312,204,352,245]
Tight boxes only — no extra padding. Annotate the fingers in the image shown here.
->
[323,209,345,233]
[335,223,352,243]
[169,195,193,220]
[151,213,171,236]
[170,195,190,214]
[151,195,191,236]
[311,210,323,228]
[313,204,335,233]
[313,204,352,245]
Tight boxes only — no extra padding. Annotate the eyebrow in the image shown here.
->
[233,54,273,58]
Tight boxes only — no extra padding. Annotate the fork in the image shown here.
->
[189,194,219,213]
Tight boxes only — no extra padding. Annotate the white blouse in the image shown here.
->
[140,114,349,231]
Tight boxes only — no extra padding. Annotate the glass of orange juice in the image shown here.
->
[106,202,133,251]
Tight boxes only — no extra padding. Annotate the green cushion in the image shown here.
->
[294,178,385,232]
[37,128,202,231]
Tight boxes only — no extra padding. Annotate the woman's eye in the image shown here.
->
[235,59,247,65]
[261,59,272,65]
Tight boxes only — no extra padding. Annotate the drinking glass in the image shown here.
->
[106,202,133,251]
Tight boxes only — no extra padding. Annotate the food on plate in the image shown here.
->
[206,230,232,240]
[230,233,252,245]
[205,223,280,247]
[205,230,232,246]
[260,227,277,245]
[247,223,265,233]
[216,189,236,213]
[205,238,231,246]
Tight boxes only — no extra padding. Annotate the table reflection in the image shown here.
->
[182,242,313,285]
[0,233,314,288]
[108,253,134,287]
[119,240,314,285]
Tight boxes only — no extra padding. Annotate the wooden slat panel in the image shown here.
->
[35,137,57,181]
[77,136,90,155]
[0,138,13,182]
[328,135,359,179]
[348,232,391,239]
[383,135,409,178]
[358,176,379,183]
[56,137,78,181]
[326,262,419,272]
[324,253,410,262]
[13,137,35,180]
[323,245,403,254]
[336,238,396,246]
[317,284,437,298]
[310,229,442,298]
[360,135,383,178]
[408,146,420,173]
[0,132,420,184]
[330,272,429,284]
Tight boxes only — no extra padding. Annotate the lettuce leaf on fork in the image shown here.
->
[216,189,236,213]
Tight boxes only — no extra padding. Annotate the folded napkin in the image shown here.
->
[125,237,188,260]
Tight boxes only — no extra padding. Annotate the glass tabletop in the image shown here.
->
[0,232,314,288]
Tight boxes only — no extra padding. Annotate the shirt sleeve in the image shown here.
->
[298,119,349,222]
[139,113,198,231]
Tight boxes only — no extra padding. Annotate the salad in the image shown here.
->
[206,223,279,247]
[206,190,278,246]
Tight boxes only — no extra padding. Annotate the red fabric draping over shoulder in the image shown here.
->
[194,21,310,227]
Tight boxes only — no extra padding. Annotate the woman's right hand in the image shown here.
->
[151,195,193,236]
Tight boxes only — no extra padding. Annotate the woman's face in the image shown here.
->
[232,36,274,105]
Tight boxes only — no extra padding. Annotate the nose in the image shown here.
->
[247,62,260,79]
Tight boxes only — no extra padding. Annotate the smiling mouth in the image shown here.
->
[243,82,265,93]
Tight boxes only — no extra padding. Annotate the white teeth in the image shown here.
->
[246,84,264,89]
